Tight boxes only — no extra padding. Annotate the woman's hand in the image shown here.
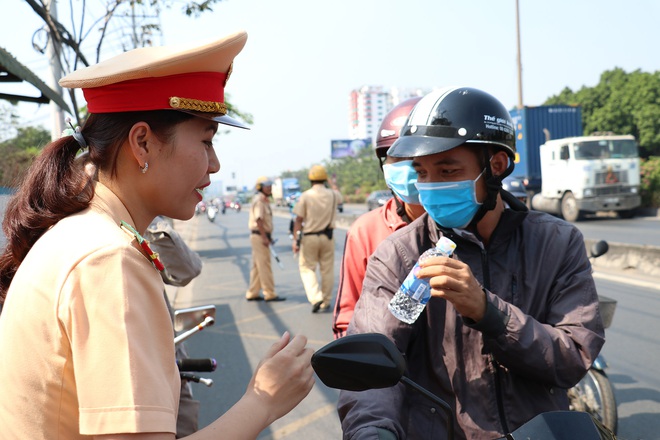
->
[245,332,315,424]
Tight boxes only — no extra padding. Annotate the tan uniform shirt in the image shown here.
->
[293,184,336,233]
[0,182,179,438]
[248,192,273,233]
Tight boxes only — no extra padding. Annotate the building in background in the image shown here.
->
[348,85,429,142]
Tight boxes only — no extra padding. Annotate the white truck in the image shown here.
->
[530,134,641,221]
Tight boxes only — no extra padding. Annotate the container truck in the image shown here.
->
[271,177,301,207]
[509,105,583,194]
[509,106,641,221]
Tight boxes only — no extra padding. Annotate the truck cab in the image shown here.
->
[533,134,641,221]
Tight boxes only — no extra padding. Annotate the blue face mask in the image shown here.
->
[415,170,485,229]
[382,160,420,205]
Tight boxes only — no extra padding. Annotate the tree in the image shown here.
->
[0,126,50,187]
[544,68,660,157]
[0,103,20,142]
[24,0,251,125]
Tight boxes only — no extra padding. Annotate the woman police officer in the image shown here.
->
[0,31,314,439]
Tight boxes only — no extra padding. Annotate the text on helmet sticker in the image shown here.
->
[483,114,514,135]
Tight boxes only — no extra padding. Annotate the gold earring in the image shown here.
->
[140,162,149,174]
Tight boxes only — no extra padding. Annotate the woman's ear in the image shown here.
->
[490,150,510,177]
[127,122,151,167]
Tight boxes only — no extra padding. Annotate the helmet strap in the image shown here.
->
[393,193,411,224]
[469,149,503,227]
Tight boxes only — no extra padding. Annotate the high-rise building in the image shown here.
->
[348,85,430,141]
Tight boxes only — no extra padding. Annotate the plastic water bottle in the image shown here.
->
[388,236,457,324]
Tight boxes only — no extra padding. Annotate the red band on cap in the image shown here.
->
[82,72,227,113]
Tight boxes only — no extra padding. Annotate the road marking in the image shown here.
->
[267,404,337,439]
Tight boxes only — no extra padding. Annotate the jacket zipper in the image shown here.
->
[480,246,509,434]
[490,355,510,434]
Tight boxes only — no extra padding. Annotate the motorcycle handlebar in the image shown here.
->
[177,358,217,372]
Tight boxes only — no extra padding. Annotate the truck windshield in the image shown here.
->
[573,139,638,160]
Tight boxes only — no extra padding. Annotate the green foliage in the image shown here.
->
[0,126,50,187]
[640,157,660,208]
[544,68,660,157]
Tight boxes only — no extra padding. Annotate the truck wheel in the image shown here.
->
[560,192,582,222]
[618,209,636,219]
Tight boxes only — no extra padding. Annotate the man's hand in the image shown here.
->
[417,257,487,322]
[261,235,271,247]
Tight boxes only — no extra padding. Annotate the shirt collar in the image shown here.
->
[91,181,137,230]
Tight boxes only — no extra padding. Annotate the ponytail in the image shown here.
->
[0,136,93,301]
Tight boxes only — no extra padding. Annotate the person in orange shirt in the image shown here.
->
[332,97,426,338]
[0,31,314,440]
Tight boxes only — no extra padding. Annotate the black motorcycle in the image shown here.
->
[312,333,616,440]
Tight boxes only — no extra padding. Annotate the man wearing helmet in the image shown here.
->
[292,165,337,313]
[338,88,604,438]
[332,97,426,338]
[246,177,285,301]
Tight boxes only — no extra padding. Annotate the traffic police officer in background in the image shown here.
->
[246,177,285,302]
[292,165,337,313]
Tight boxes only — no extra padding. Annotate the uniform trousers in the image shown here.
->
[299,234,334,306]
[247,234,276,299]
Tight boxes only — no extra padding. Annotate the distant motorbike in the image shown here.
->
[568,240,618,433]
[312,333,615,440]
[195,201,207,216]
[207,205,217,222]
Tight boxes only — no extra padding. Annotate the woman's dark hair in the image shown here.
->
[0,110,195,302]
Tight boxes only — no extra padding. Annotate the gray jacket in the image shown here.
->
[338,209,605,440]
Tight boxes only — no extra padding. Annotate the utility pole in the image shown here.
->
[45,0,66,140]
[515,0,524,109]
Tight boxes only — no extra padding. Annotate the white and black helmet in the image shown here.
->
[388,87,516,161]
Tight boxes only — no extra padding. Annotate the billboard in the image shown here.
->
[331,138,372,159]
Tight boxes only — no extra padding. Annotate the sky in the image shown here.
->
[2,0,660,190]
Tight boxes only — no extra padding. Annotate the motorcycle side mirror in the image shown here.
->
[311,333,405,391]
[174,305,216,332]
[312,333,455,439]
[590,240,609,259]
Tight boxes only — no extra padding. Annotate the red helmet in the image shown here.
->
[374,96,423,159]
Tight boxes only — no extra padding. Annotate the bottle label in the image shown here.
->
[400,264,431,304]
[412,282,428,302]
